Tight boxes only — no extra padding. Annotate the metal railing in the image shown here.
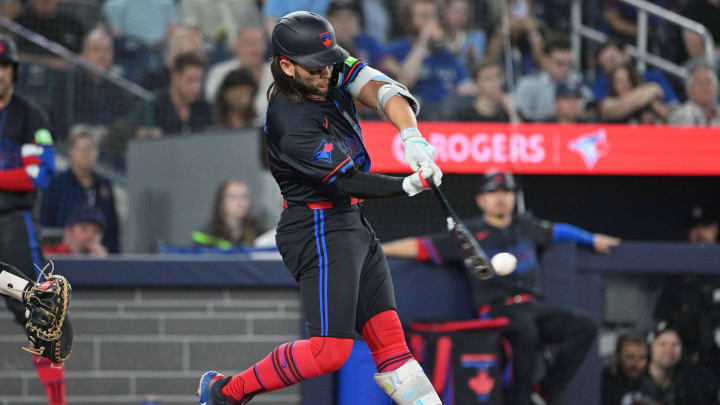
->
[0,15,153,100]
[571,0,715,78]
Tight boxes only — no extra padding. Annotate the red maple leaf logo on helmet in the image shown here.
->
[323,38,332,48]
[323,143,333,152]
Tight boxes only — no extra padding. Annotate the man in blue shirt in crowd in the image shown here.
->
[384,0,475,120]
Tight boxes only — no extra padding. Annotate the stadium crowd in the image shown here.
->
[0,0,719,404]
[4,0,720,145]
[2,0,717,248]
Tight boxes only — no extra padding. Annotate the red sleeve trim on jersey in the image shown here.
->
[418,237,442,265]
[321,156,352,183]
[416,237,430,262]
[0,167,35,191]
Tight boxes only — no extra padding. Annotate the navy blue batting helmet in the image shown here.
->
[271,11,348,68]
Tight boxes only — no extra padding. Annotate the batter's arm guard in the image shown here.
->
[331,56,420,116]
[21,128,56,190]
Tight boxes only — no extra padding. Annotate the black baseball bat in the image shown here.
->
[429,181,494,279]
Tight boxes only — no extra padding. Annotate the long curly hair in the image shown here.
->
[267,55,306,103]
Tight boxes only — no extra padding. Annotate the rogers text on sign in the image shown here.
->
[394,132,546,164]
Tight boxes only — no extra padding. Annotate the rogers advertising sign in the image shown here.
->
[360,121,720,175]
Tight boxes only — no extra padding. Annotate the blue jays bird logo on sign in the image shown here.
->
[312,140,334,163]
[568,128,610,169]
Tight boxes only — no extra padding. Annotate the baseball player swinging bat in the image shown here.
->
[429,181,494,279]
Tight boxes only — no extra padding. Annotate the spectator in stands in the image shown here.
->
[669,64,720,126]
[513,36,591,122]
[484,0,545,77]
[383,170,619,405]
[135,51,211,137]
[40,124,119,252]
[140,25,204,92]
[1,0,21,20]
[600,62,669,123]
[384,0,475,120]
[326,2,388,69]
[260,0,391,44]
[103,0,177,53]
[593,40,678,104]
[685,205,718,244]
[204,24,269,127]
[680,0,720,65]
[260,0,331,38]
[50,26,133,141]
[43,206,108,257]
[635,321,710,405]
[192,179,263,248]
[652,210,720,403]
[179,0,260,61]
[444,0,486,71]
[452,61,519,122]
[212,68,258,129]
[602,332,652,405]
[550,81,588,123]
[15,0,86,67]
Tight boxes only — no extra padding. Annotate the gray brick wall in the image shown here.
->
[0,288,302,405]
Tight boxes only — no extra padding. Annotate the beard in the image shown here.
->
[292,74,328,98]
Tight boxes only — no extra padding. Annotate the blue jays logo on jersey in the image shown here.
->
[568,129,610,169]
[312,139,334,163]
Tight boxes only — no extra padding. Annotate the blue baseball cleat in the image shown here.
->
[197,371,255,405]
[197,371,229,405]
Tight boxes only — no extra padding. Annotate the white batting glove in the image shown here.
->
[402,162,443,196]
[400,127,434,171]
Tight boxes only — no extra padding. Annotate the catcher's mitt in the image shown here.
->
[22,263,73,364]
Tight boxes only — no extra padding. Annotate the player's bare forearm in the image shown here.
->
[358,81,417,131]
[381,238,419,258]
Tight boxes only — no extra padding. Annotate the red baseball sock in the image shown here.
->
[361,310,413,373]
[222,337,352,401]
[32,354,66,405]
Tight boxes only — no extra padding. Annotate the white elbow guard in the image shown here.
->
[347,65,420,116]
[376,82,420,117]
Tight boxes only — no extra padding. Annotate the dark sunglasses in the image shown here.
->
[293,61,330,76]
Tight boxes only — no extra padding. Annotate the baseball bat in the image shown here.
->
[429,181,494,280]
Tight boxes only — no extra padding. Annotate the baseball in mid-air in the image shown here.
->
[491,252,518,276]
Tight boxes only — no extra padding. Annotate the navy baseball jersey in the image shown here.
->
[265,58,371,204]
[423,214,553,307]
[0,93,54,211]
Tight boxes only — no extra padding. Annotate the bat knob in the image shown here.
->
[473,265,494,280]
